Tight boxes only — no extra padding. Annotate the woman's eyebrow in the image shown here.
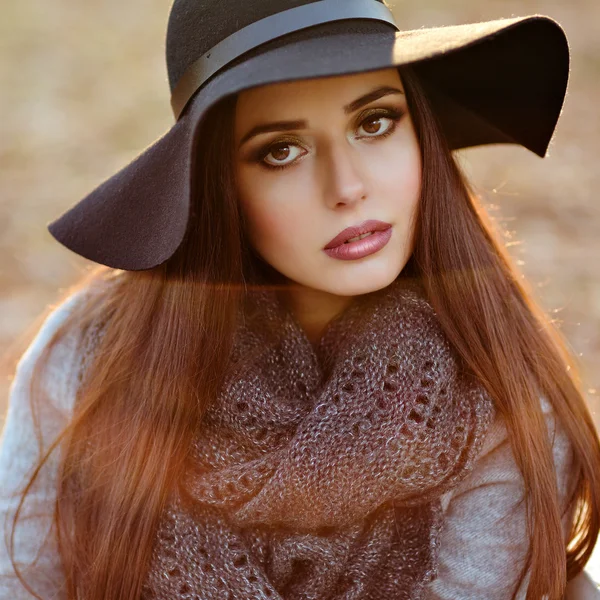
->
[238,85,404,148]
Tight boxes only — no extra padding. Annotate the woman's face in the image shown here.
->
[234,67,421,297]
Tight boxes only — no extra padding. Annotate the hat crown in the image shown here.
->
[166,0,386,94]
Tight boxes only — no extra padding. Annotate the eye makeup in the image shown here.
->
[248,106,406,172]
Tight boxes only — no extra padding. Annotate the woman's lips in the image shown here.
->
[323,226,393,261]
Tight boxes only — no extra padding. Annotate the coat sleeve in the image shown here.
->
[423,395,582,600]
[0,290,86,599]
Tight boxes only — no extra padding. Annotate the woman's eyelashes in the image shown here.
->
[253,107,406,172]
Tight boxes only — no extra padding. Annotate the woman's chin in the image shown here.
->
[310,262,406,298]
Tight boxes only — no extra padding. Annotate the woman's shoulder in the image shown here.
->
[475,394,568,461]
[0,286,101,598]
[14,287,93,397]
[440,393,574,512]
[2,283,105,442]
[430,394,579,598]
[19,285,92,356]
[11,273,122,396]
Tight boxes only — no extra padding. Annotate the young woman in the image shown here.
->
[1,1,599,599]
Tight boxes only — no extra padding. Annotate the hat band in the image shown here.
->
[170,0,399,120]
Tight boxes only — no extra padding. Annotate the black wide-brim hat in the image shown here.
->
[47,0,570,271]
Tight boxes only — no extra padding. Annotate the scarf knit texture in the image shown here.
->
[97,276,496,599]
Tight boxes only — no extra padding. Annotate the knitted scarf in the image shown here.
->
[132,276,495,599]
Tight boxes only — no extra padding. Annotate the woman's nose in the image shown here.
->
[321,139,369,209]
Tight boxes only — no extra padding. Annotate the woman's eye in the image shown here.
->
[358,114,395,137]
[356,108,405,139]
[258,108,404,170]
[261,142,305,170]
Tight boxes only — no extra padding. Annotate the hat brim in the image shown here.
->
[48,15,569,271]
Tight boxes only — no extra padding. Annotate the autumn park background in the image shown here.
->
[1,0,599,583]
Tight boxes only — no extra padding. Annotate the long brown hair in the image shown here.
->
[6,65,600,599]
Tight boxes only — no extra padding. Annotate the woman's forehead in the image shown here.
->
[238,67,402,106]
[234,67,404,132]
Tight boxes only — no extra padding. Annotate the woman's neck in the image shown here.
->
[279,285,355,346]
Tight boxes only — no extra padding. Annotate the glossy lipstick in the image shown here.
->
[323,219,392,261]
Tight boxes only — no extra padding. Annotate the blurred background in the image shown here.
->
[1,0,599,583]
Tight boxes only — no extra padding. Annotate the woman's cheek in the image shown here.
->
[245,198,296,256]
[393,152,422,207]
